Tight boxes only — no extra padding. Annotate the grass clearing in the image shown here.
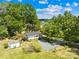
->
[0,39,79,59]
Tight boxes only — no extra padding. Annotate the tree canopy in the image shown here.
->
[0,2,40,37]
[42,11,79,43]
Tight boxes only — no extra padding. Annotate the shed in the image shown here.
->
[25,32,40,40]
[8,40,20,48]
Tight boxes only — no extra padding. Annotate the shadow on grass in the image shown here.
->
[40,37,79,56]
[71,48,79,55]
[64,42,79,56]
[39,37,64,45]
[39,37,58,43]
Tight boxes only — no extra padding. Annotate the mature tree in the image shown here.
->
[0,25,8,37]
[0,17,8,37]
[25,4,40,31]
[0,3,40,37]
[3,15,24,36]
[64,15,79,42]
[43,11,79,43]
[6,3,40,32]
[42,20,64,38]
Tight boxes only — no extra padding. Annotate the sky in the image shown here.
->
[0,0,79,19]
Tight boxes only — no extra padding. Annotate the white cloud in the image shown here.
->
[48,5,63,11]
[64,7,72,11]
[37,12,61,19]
[37,5,62,12]
[37,5,63,19]
[6,0,11,2]
[74,2,78,6]
[38,0,48,4]
[18,0,22,2]
[66,3,70,6]
[37,14,53,19]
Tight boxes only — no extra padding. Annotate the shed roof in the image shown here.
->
[8,40,20,45]
[26,32,39,36]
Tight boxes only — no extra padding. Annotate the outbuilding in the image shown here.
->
[8,40,20,48]
[23,32,40,41]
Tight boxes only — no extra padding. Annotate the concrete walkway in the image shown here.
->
[38,40,60,51]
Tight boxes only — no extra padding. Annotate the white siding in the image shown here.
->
[28,37,39,40]
[9,42,20,48]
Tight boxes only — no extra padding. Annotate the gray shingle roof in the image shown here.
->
[8,40,20,45]
[26,32,39,37]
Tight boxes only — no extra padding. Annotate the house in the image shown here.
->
[0,8,6,14]
[8,40,20,48]
[40,21,45,28]
[23,32,40,40]
[0,8,3,14]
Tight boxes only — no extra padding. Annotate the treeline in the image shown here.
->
[42,11,79,43]
[0,3,40,38]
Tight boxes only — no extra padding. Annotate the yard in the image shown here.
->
[0,39,79,59]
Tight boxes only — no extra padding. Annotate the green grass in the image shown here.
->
[0,39,79,59]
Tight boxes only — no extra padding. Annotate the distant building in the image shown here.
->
[0,8,6,15]
[40,21,45,28]
[8,40,20,48]
[23,32,40,41]
[0,8,3,14]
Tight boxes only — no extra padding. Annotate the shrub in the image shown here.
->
[22,45,34,54]
[32,45,41,52]
[3,43,8,48]
[22,40,42,53]
[32,40,42,52]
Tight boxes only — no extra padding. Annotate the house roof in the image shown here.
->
[8,40,20,45]
[0,8,3,14]
[26,32,39,37]
[0,8,6,14]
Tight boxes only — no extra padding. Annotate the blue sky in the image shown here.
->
[0,0,79,19]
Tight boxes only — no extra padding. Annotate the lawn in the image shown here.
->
[0,39,79,59]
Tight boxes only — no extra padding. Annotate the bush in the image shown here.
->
[32,40,42,52]
[4,43,8,48]
[22,45,34,54]
[22,40,42,53]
